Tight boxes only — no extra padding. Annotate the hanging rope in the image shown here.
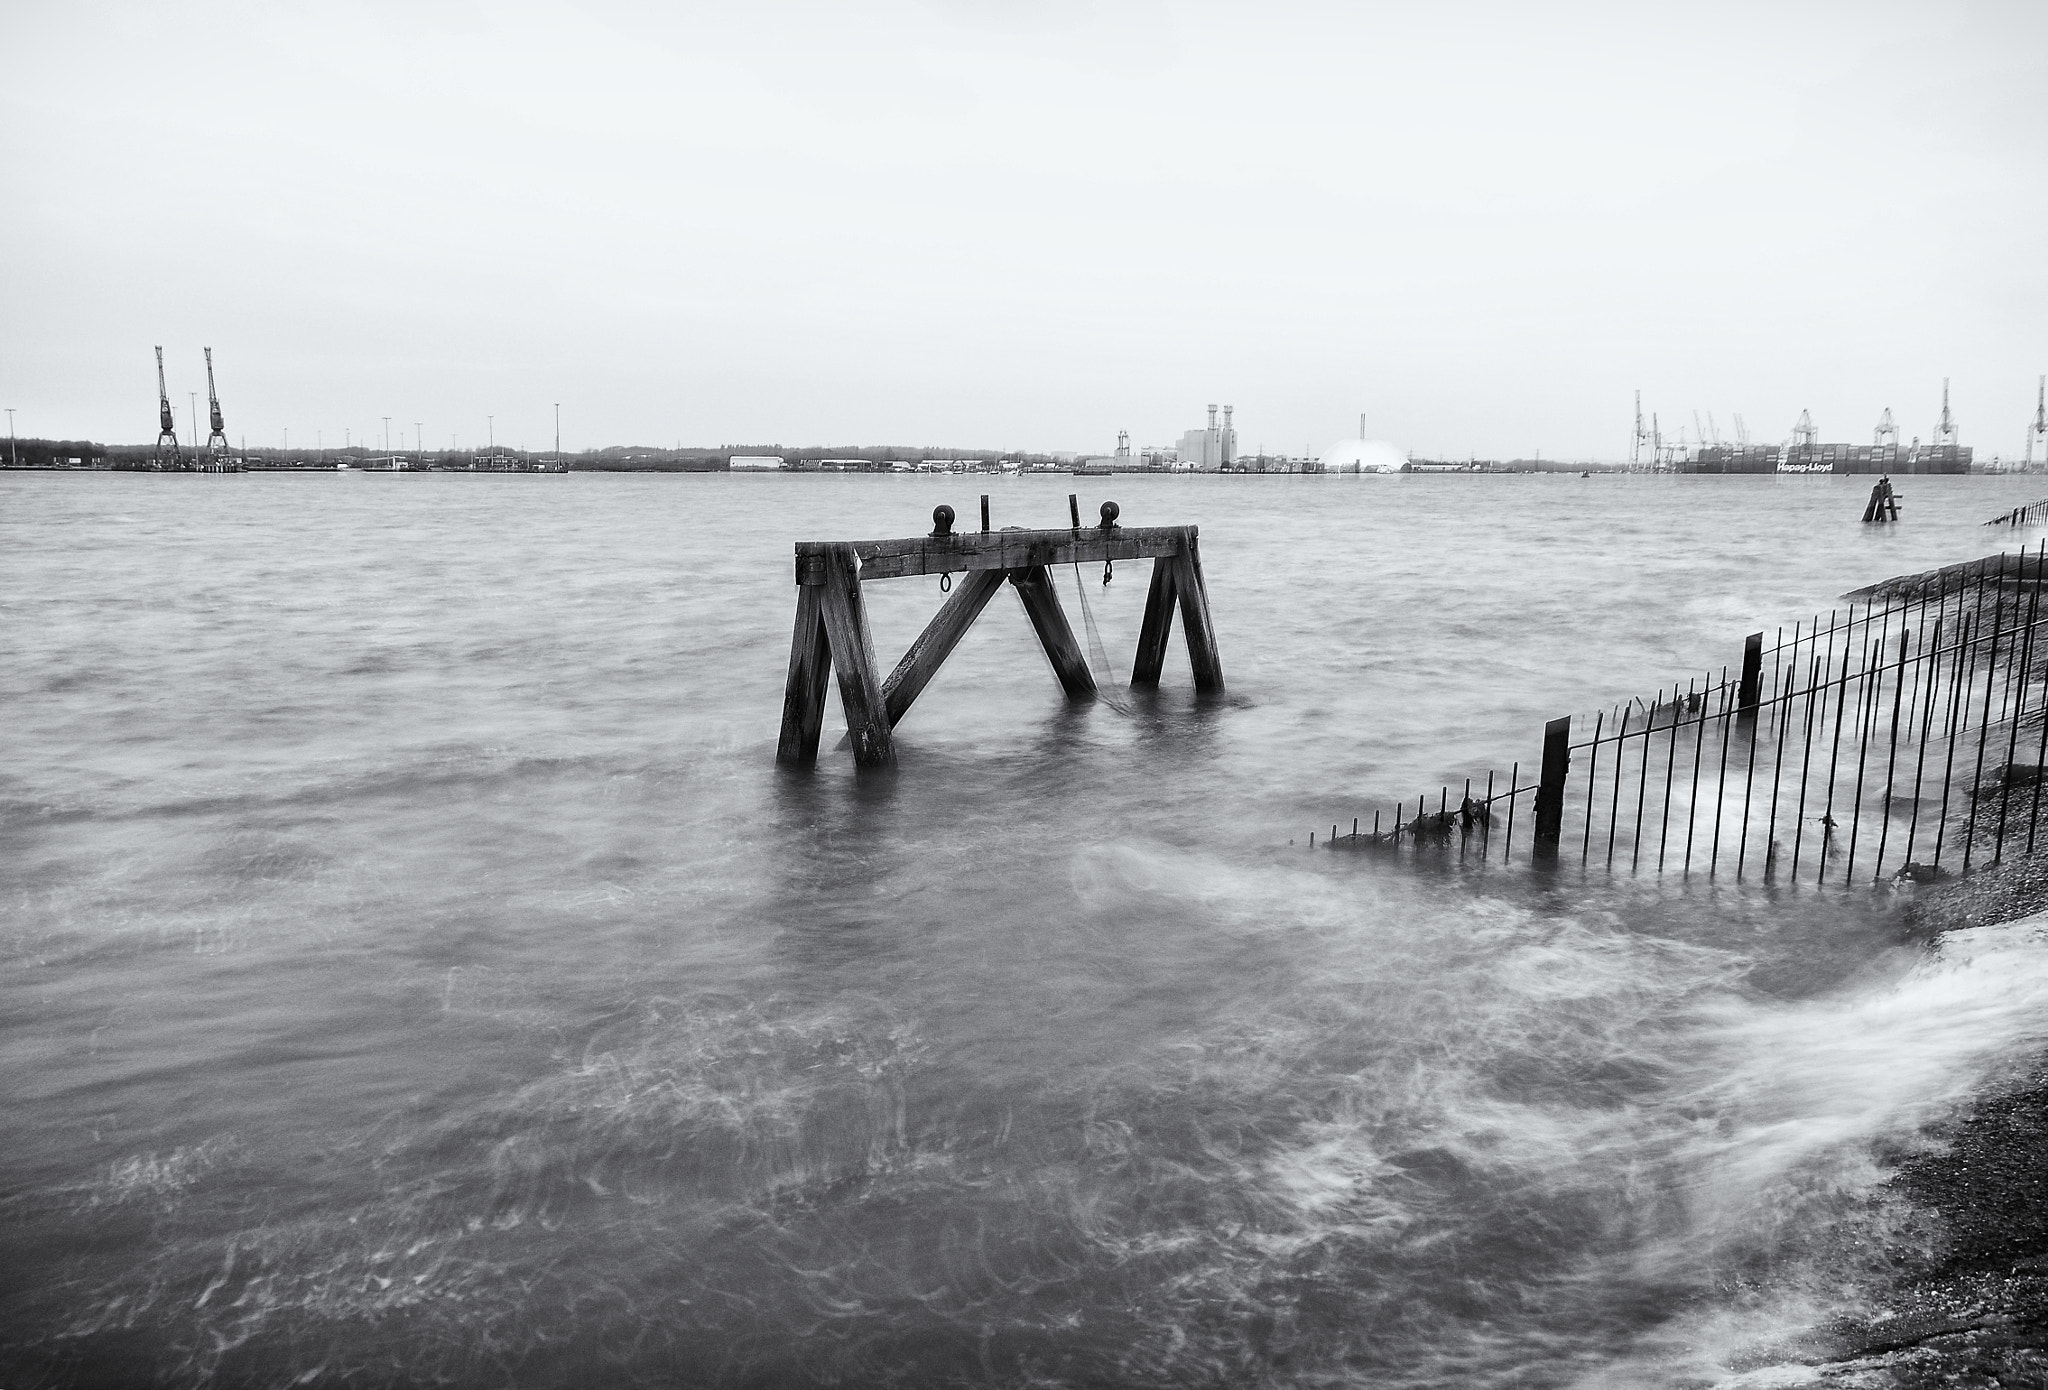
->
[1071,560,1131,714]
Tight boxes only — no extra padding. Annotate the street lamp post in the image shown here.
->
[383,417,391,457]
[554,402,560,457]
[5,408,15,468]
[415,422,423,468]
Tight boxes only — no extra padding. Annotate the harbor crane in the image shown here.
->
[1733,414,1750,446]
[1875,408,1899,447]
[203,348,230,465]
[1651,412,1677,470]
[2028,376,2046,469]
[151,346,184,469]
[1934,378,1958,447]
[1792,410,1818,449]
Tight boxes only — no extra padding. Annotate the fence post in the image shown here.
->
[1534,716,1571,862]
[1738,632,1763,714]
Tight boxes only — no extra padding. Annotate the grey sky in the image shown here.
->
[4,1,2044,458]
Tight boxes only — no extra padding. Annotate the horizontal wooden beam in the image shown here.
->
[795,525,1194,584]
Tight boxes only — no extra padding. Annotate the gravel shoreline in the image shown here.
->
[1724,855,2048,1387]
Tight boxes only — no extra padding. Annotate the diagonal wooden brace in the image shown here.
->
[1009,564,1096,699]
[881,567,1007,727]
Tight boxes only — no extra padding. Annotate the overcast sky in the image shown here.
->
[4,1,2045,458]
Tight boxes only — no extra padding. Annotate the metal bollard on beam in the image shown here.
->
[1533,716,1571,862]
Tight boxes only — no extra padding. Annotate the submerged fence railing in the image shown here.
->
[1320,545,2048,887]
[1987,497,2048,529]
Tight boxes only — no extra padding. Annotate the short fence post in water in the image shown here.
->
[1504,762,1519,860]
[1738,632,1763,715]
[1533,716,1571,863]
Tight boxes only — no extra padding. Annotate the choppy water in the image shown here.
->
[7,470,2048,1388]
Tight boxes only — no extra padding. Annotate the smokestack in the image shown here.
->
[1223,405,1233,431]
[1360,413,1367,440]
[1207,403,1218,431]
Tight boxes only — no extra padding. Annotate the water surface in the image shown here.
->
[6,470,2048,1387]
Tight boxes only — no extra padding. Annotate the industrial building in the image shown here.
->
[1177,404,1237,471]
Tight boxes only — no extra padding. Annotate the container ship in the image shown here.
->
[1685,442,1972,475]
[1676,394,1972,475]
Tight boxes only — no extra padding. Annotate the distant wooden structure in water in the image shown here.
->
[776,499,1223,768]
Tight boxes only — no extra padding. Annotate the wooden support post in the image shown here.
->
[816,545,895,767]
[1738,631,1763,715]
[1172,536,1225,693]
[980,494,990,532]
[1010,564,1096,699]
[880,567,1006,727]
[1533,715,1571,862]
[775,582,832,766]
[1131,556,1179,686]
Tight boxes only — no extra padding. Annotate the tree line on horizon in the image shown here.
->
[3,438,1073,470]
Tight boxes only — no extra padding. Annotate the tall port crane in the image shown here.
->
[1934,378,1958,446]
[203,348,230,464]
[2028,376,2046,469]
[1792,410,1818,449]
[1875,408,1899,447]
[1632,391,1648,469]
[151,346,184,469]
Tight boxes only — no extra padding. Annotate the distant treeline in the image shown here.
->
[2,438,107,467]
[4,439,1071,471]
[582,445,1064,471]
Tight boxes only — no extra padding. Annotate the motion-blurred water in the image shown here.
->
[7,470,2048,1387]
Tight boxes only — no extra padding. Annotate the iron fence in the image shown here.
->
[1987,498,2048,528]
[1320,545,2048,886]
